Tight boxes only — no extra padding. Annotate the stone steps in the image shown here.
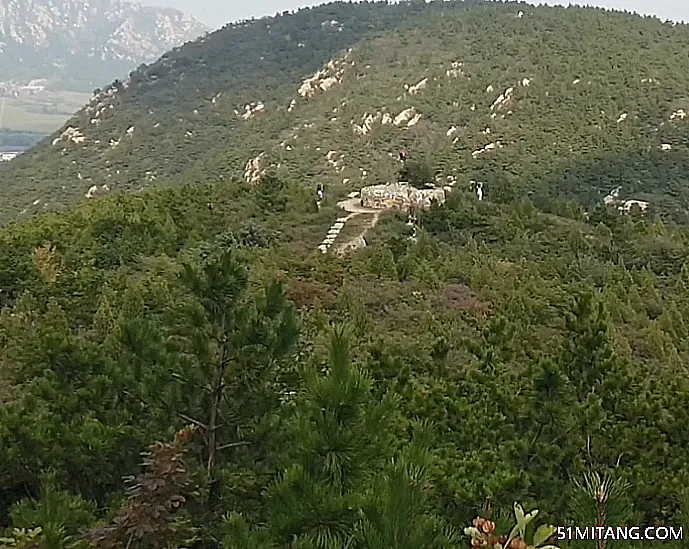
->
[318,214,356,253]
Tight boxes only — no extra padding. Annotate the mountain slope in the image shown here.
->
[4,1,689,543]
[1,0,689,226]
[0,0,208,91]
[2,124,689,540]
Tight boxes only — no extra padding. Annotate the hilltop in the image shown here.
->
[0,0,688,225]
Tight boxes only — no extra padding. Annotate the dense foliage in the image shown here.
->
[0,169,688,547]
[1,1,689,548]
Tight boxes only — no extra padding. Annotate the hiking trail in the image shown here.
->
[318,194,383,254]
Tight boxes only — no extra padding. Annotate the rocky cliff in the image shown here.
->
[0,0,208,90]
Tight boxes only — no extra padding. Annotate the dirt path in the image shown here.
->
[336,197,380,216]
[333,197,384,254]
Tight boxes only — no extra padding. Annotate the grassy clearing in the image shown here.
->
[0,91,90,133]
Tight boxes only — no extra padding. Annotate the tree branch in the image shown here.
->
[178,413,208,430]
[217,441,251,451]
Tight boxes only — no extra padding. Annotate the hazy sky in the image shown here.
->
[140,0,689,30]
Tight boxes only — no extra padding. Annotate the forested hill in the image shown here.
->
[3,2,689,548]
[2,150,689,547]
[1,0,689,224]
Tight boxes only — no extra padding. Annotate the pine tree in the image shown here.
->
[229,324,402,549]
[569,471,633,549]
[355,423,459,549]
[176,247,299,506]
[560,292,617,402]
[3,472,95,549]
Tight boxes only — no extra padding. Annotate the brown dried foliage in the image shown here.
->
[439,284,491,317]
[86,426,197,549]
[32,244,63,283]
[288,279,335,310]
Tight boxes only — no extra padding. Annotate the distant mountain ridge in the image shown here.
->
[0,0,208,91]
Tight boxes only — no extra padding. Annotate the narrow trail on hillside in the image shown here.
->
[336,210,382,254]
[318,197,386,254]
[337,199,383,255]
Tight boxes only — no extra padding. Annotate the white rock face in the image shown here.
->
[326,150,344,169]
[360,183,445,210]
[52,126,85,145]
[393,107,418,126]
[472,141,503,158]
[619,199,649,213]
[244,153,265,184]
[408,77,428,94]
[407,112,422,126]
[446,61,463,77]
[490,87,514,111]
[353,112,382,135]
[604,186,621,205]
[321,19,342,31]
[603,188,649,214]
[298,50,352,98]
[240,101,265,120]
